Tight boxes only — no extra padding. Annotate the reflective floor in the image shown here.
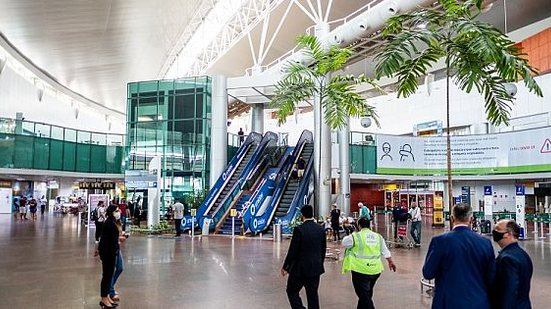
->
[1,213,550,308]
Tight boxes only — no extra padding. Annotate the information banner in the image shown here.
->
[515,185,526,239]
[377,127,551,175]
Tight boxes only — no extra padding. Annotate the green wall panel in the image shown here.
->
[0,134,15,168]
[33,137,50,169]
[62,142,76,171]
[49,140,64,170]
[14,135,34,168]
[76,144,91,172]
[90,145,106,172]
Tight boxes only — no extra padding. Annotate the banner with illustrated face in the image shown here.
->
[376,127,551,175]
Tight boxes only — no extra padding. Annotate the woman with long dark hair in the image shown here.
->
[98,204,120,308]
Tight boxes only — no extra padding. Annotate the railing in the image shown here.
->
[0,117,124,146]
[0,117,124,173]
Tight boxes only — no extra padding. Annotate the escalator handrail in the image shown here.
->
[181,132,261,230]
[208,131,279,227]
[246,130,313,233]
[276,146,314,231]
[198,132,262,217]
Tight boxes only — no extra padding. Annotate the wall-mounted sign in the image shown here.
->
[377,127,551,175]
[0,180,12,188]
[78,182,115,190]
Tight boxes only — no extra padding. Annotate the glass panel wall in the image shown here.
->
[126,77,212,208]
[0,117,124,173]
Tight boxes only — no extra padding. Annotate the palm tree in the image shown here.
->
[374,0,542,221]
[271,34,379,129]
[271,34,379,216]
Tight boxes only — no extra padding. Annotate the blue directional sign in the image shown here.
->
[515,185,525,196]
[484,186,492,196]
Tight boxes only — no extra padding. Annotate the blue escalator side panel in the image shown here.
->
[241,167,278,232]
[207,132,279,229]
[248,130,312,234]
[181,133,260,230]
[246,153,294,234]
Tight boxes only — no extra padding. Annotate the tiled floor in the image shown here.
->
[0,213,549,308]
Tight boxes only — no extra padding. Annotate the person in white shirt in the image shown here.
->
[173,200,185,237]
[408,202,422,247]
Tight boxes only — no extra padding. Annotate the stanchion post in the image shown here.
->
[230,208,237,238]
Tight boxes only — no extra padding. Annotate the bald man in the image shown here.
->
[491,220,533,309]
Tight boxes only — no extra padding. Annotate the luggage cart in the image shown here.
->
[387,221,414,249]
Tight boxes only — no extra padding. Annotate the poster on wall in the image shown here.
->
[88,194,110,225]
[376,127,551,175]
[392,191,399,207]
[385,191,392,209]
[433,191,444,227]
[425,194,434,215]
[400,194,408,207]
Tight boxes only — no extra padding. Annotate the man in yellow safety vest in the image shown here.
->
[342,217,396,309]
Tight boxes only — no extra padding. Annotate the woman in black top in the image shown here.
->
[98,204,120,308]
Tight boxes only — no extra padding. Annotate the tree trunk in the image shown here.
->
[446,58,453,229]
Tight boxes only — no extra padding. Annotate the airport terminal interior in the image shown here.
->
[1,0,551,308]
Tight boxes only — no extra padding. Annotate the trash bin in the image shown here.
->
[273,223,282,242]
[202,218,212,236]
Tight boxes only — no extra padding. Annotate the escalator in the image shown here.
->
[217,194,250,235]
[202,131,279,230]
[243,130,314,235]
[181,132,262,231]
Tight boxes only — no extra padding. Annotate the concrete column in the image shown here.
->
[210,75,228,188]
[313,23,332,219]
[339,118,351,215]
[251,104,264,134]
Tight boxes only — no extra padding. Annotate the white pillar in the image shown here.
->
[313,23,332,219]
[251,104,264,134]
[339,118,351,215]
[147,156,161,229]
[210,75,228,188]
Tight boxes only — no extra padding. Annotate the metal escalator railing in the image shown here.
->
[206,131,279,230]
[244,130,313,234]
[181,132,262,230]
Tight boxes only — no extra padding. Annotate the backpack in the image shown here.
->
[91,208,98,221]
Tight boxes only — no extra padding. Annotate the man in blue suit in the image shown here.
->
[422,203,495,309]
[491,219,533,309]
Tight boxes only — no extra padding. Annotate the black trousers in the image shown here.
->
[331,223,340,240]
[175,218,182,236]
[286,274,320,309]
[351,271,380,309]
[95,221,104,242]
[100,254,117,297]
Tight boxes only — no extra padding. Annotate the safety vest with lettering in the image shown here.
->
[341,229,384,275]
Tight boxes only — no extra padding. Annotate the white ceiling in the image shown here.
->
[0,0,550,114]
[0,0,202,113]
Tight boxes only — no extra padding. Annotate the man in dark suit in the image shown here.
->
[491,219,533,309]
[422,203,495,309]
[281,205,326,309]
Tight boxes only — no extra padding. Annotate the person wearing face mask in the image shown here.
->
[422,203,495,309]
[491,220,533,309]
[98,205,121,308]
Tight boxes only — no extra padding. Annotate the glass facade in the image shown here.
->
[126,77,212,200]
[0,117,124,173]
